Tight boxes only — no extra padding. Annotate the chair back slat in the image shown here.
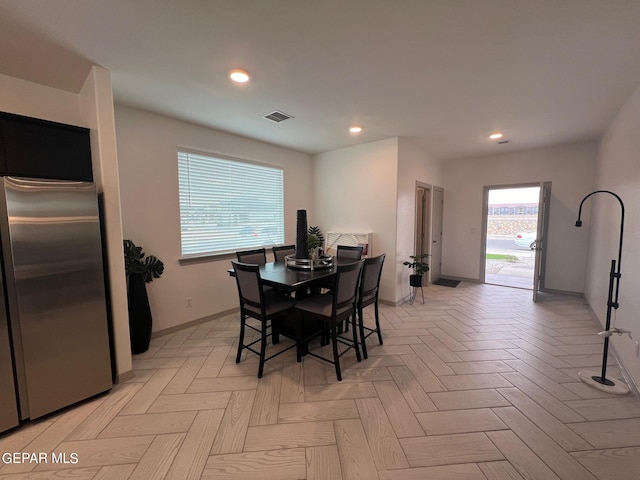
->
[236,248,267,265]
[232,261,263,310]
[334,260,364,309]
[337,245,363,260]
[273,245,295,263]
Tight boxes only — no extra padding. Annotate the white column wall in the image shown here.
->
[115,105,313,333]
[79,67,131,380]
[441,142,597,293]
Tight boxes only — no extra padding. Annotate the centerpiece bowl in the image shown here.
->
[285,254,333,270]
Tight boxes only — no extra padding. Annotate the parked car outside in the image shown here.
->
[514,231,537,250]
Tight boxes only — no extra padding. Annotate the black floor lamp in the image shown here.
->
[574,190,629,394]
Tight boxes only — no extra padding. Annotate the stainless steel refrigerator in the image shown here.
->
[0,177,112,433]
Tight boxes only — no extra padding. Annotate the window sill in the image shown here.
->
[178,252,235,265]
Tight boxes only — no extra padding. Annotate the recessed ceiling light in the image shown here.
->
[489,133,503,140]
[349,126,363,134]
[229,68,250,83]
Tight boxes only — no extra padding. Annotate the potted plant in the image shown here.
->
[124,240,164,354]
[403,254,430,287]
[307,225,324,259]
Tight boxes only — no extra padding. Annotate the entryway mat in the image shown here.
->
[434,278,461,287]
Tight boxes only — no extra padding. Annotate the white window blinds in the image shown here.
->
[178,150,284,256]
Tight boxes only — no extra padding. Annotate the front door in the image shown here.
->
[533,182,551,302]
[482,184,543,290]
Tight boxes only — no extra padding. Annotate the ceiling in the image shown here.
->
[2,0,640,160]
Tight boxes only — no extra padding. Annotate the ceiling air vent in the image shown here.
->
[263,110,293,123]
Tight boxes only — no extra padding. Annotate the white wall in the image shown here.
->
[115,106,313,333]
[0,72,132,379]
[0,74,82,125]
[441,142,596,293]
[587,84,640,389]
[397,137,444,302]
[313,138,399,302]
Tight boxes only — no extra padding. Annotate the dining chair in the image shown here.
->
[236,248,267,265]
[337,244,363,260]
[325,245,364,333]
[231,261,297,378]
[356,254,385,359]
[272,244,295,263]
[295,260,363,381]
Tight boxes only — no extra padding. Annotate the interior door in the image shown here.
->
[430,187,444,282]
[533,182,551,301]
[415,186,430,258]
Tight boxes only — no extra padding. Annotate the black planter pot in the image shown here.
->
[127,273,153,354]
[409,274,424,287]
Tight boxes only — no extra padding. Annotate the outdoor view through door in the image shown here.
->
[484,186,540,289]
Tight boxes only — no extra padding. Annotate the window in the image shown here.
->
[178,150,284,257]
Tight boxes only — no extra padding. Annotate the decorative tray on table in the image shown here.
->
[285,254,334,270]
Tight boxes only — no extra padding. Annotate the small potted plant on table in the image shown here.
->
[307,225,324,260]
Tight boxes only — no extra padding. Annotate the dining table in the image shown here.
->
[228,258,356,353]
[227,258,359,293]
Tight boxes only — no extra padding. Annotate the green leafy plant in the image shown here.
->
[486,253,518,263]
[307,225,324,250]
[124,239,165,283]
[403,254,430,276]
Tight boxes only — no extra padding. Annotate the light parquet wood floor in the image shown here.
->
[2,283,640,479]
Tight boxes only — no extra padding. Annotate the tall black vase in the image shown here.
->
[295,209,309,259]
[127,273,153,354]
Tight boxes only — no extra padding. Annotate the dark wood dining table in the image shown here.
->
[250,261,337,293]
[228,259,354,353]
[228,259,356,294]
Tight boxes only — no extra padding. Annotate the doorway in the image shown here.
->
[481,184,548,292]
[414,183,443,283]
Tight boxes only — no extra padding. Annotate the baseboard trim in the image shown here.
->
[151,307,240,339]
[116,370,135,384]
[614,347,640,400]
[436,275,480,284]
[540,287,583,297]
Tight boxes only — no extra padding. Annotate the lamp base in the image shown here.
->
[578,370,629,395]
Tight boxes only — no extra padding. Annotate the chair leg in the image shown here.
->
[336,319,349,334]
[351,314,361,362]
[236,312,246,363]
[257,320,268,378]
[374,301,383,345]
[357,306,368,359]
[331,323,342,381]
[272,316,280,344]
[296,311,302,363]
